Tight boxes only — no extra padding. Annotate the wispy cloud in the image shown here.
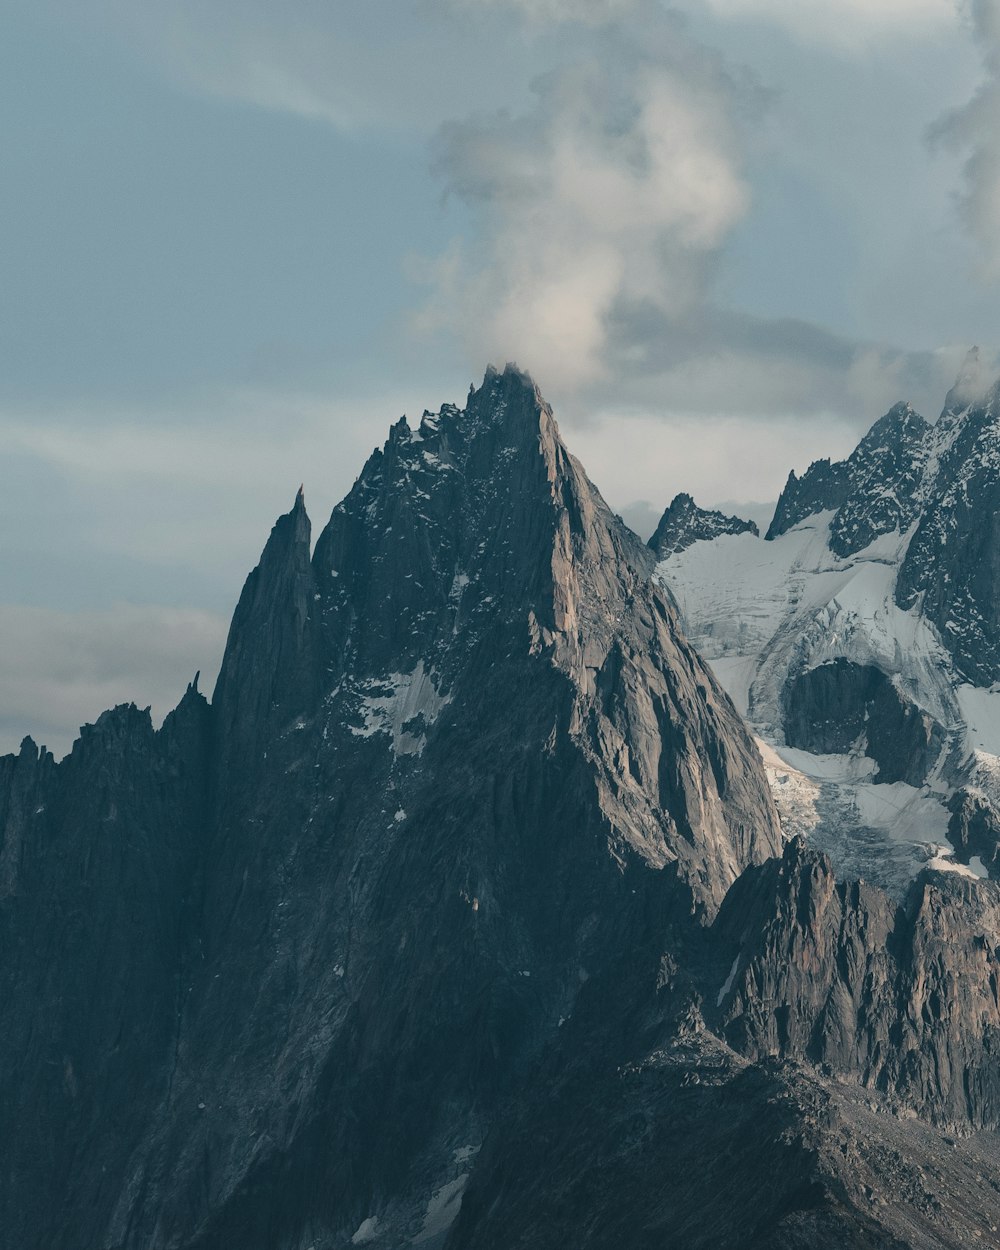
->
[446,0,640,21]
[414,12,757,389]
[694,0,957,47]
[931,0,1000,276]
[63,0,543,132]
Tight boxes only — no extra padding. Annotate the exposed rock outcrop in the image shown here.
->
[782,658,945,786]
[714,838,1000,1130]
[648,492,758,559]
[766,459,852,541]
[947,787,1000,879]
[0,366,782,1250]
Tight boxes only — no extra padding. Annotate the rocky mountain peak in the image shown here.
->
[211,486,318,777]
[302,365,779,902]
[765,399,930,556]
[649,493,759,559]
[764,457,851,540]
[942,344,982,416]
[8,361,1000,1249]
[827,400,930,557]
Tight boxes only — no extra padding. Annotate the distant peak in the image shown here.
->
[861,401,928,444]
[650,494,758,559]
[945,345,984,412]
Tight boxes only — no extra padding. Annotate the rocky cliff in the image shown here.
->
[0,366,784,1249]
[6,364,1000,1248]
[648,493,758,559]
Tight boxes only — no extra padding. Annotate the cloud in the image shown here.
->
[446,0,639,20]
[0,603,228,758]
[931,1,1000,276]
[693,0,957,47]
[414,15,756,389]
[53,0,546,133]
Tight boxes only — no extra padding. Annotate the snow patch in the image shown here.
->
[350,662,451,756]
[656,516,957,738]
[717,954,740,1007]
[351,1216,380,1244]
[925,847,981,880]
[658,517,975,893]
[955,684,1000,756]
[412,1176,468,1245]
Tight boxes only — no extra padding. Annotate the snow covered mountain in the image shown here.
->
[654,348,1000,894]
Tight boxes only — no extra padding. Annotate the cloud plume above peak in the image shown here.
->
[414,19,756,389]
[931,0,1000,276]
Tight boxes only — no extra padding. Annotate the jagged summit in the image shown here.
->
[765,399,929,549]
[655,351,1000,894]
[649,493,759,559]
[6,362,1000,1249]
[942,344,982,415]
[0,365,784,1249]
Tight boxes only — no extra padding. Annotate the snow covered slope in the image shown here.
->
[653,354,1000,895]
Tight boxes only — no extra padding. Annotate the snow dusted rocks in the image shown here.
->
[896,376,1000,685]
[655,353,1000,895]
[827,402,931,558]
[648,492,758,559]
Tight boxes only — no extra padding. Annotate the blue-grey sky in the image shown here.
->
[4,0,1000,752]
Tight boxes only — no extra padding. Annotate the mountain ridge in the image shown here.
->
[0,364,787,1249]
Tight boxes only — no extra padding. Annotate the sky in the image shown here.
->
[4,0,1000,753]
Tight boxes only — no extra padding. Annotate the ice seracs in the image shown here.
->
[654,353,1000,894]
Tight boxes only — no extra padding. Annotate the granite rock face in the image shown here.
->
[449,1035,1000,1250]
[714,838,1000,1130]
[450,840,1000,1249]
[0,688,211,1250]
[0,367,784,1249]
[6,365,1000,1248]
[648,493,758,559]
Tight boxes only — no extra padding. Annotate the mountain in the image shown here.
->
[0,366,782,1249]
[648,493,759,559]
[5,363,1000,1249]
[654,349,1000,896]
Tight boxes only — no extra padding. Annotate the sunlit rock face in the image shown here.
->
[0,366,784,1249]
